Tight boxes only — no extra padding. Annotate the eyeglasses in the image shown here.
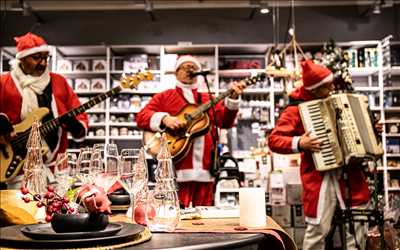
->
[28,54,50,62]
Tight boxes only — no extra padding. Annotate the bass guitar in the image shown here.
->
[143,73,266,163]
[0,71,153,183]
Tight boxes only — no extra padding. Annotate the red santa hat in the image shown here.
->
[14,32,49,60]
[301,59,333,90]
[175,55,201,71]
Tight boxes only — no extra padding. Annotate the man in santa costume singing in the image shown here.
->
[136,55,246,208]
[268,60,378,250]
[0,32,88,189]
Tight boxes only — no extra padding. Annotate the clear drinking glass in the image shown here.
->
[145,187,180,232]
[54,153,74,196]
[94,144,119,193]
[119,148,149,221]
[76,147,92,185]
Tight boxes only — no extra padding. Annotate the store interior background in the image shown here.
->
[1,1,399,45]
[1,1,400,248]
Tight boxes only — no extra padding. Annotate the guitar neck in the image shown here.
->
[197,89,234,114]
[40,86,123,136]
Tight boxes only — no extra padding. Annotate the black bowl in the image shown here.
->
[51,213,109,233]
[108,194,131,205]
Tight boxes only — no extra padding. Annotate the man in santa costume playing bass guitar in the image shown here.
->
[136,55,246,208]
[0,32,88,189]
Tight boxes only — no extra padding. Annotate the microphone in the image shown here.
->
[189,70,212,78]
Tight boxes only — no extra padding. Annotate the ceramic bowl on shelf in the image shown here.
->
[51,213,109,233]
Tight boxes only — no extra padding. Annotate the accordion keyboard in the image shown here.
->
[299,100,343,171]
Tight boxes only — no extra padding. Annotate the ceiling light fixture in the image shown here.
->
[260,3,269,14]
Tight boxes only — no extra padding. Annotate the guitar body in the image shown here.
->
[0,108,49,183]
[143,104,210,163]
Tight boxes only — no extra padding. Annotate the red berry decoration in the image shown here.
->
[23,196,31,203]
[45,215,53,222]
[20,187,29,195]
[47,185,54,192]
[45,192,54,199]
[36,202,44,208]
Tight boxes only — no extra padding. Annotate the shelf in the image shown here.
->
[86,109,106,113]
[110,122,137,127]
[378,167,400,171]
[353,86,380,91]
[68,136,106,140]
[89,122,106,127]
[384,107,400,112]
[370,106,381,111]
[56,71,107,77]
[76,90,107,95]
[386,133,400,137]
[386,154,400,157]
[388,187,400,192]
[219,69,266,77]
[384,86,400,91]
[390,66,400,75]
[109,109,139,114]
[349,67,379,76]
[110,70,161,74]
[109,135,142,140]
[119,89,163,94]
[386,119,400,123]
[66,148,81,153]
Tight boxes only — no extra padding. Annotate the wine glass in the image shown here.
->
[76,147,92,185]
[54,152,74,196]
[94,144,119,193]
[119,148,148,220]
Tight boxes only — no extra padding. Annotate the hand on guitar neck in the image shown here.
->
[229,81,247,99]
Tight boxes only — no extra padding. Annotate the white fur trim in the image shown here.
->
[292,136,301,153]
[332,171,346,209]
[305,73,333,90]
[16,44,49,59]
[175,55,201,71]
[224,97,241,110]
[305,173,330,225]
[192,136,205,172]
[176,169,213,182]
[150,112,169,132]
[176,80,199,90]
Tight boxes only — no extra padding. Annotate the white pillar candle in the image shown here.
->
[239,187,267,228]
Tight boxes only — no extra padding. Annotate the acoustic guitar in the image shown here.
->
[0,71,153,183]
[143,73,266,163]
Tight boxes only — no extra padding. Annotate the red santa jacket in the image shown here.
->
[0,72,88,165]
[136,86,239,182]
[268,87,370,223]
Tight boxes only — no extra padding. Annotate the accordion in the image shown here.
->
[299,93,383,171]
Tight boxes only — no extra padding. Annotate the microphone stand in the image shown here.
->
[196,72,221,178]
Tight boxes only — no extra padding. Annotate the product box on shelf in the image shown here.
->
[91,78,106,91]
[292,204,306,227]
[92,60,107,72]
[123,54,148,72]
[57,59,72,72]
[286,183,303,205]
[75,78,90,91]
[73,60,90,72]
[269,171,286,205]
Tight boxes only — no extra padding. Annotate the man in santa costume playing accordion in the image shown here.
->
[0,32,88,189]
[268,60,382,250]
